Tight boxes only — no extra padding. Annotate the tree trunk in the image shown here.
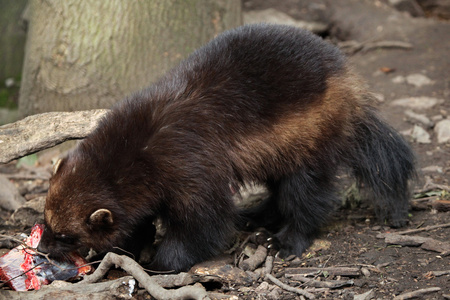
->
[19,0,242,117]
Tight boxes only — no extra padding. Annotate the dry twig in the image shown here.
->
[265,273,315,299]
[338,40,412,54]
[394,223,450,235]
[286,274,354,289]
[285,266,361,277]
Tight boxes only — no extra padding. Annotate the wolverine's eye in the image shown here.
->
[55,234,76,245]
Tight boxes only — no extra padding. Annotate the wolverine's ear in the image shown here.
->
[89,209,113,227]
[53,158,63,175]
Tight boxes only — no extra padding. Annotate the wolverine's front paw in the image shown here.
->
[275,233,313,259]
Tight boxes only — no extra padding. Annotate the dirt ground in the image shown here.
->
[1,0,449,299]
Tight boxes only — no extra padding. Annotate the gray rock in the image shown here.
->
[404,110,433,128]
[391,97,444,110]
[434,119,450,144]
[411,125,431,144]
[422,165,443,173]
[354,289,375,300]
[406,73,434,87]
[431,114,444,122]
[392,75,406,84]
[0,174,26,211]
[10,196,46,227]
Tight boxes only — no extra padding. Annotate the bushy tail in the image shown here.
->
[348,106,416,227]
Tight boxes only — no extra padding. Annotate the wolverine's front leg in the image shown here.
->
[149,194,237,272]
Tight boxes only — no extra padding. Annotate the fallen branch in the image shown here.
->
[426,270,450,277]
[285,267,361,277]
[338,40,413,54]
[393,223,450,236]
[393,287,441,300]
[79,252,209,300]
[362,41,413,52]
[416,178,450,193]
[383,233,450,254]
[0,109,108,164]
[285,274,354,289]
[265,273,315,300]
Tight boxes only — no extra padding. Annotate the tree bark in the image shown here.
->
[19,0,242,117]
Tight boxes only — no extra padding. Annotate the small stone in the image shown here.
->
[267,287,282,300]
[361,267,371,277]
[404,110,433,128]
[422,165,443,173]
[406,73,434,87]
[392,75,406,84]
[255,281,270,292]
[434,119,450,144]
[10,196,46,227]
[391,97,443,110]
[431,115,444,122]
[0,175,26,211]
[354,289,375,300]
[411,125,431,144]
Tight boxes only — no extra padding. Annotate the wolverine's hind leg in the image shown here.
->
[273,166,340,258]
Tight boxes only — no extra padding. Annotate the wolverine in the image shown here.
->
[38,24,415,272]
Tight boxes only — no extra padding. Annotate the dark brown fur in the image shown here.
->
[38,24,415,272]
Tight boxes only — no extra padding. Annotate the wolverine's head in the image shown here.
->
[38,152,126,258]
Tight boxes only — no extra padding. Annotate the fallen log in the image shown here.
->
[0,109,108,164]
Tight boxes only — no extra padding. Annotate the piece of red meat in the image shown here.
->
[0,224,92,291]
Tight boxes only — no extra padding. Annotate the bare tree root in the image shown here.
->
[79,252,210,300]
